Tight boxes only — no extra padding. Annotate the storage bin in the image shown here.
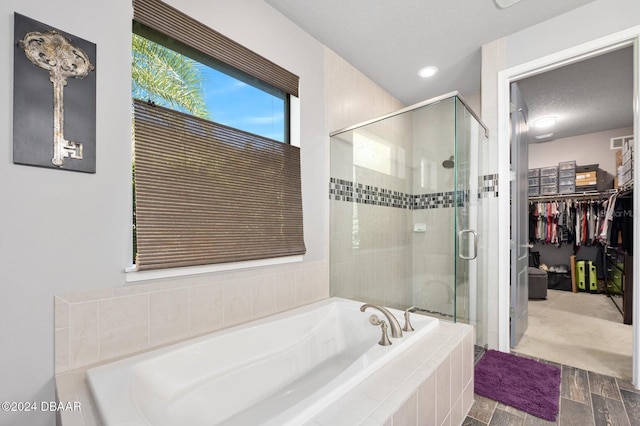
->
[575,171,597,186]
[540,176,558,186]
[528,168,540,178]
[540,166,558,177]
[528,177,539,187]
[559,176,575,186]
[528,186,540,196]
[558,160,576,170]
[547,271,572,291]
[540,184,558,195]
[558,184,575,194]
[559,169,576,178]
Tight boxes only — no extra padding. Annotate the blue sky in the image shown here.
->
[132,37,286,143]
[200,66,285,142]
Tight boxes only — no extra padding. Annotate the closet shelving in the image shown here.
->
[528,185,633,324]
[528,188,617,202]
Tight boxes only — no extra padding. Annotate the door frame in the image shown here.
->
[497,26,640,386]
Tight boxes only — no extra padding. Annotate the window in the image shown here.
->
[131,30,289,143]
[131,0,305,271]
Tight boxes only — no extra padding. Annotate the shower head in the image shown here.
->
[442,156,455,169]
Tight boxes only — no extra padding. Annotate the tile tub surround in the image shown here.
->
[55,317,473,425]
[54,260,329,374]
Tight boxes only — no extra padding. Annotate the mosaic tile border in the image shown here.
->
[330,174,498,210]
[479,173,499,198]
[413,191,467,209]
[329,178,413,209]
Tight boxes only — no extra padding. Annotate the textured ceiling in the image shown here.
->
[265,0,597,105]
[518,46,634,143]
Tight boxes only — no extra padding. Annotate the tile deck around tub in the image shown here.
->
[464,353,640,426]
[310,320,475,426]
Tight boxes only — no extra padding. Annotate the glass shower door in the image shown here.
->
[454,97,481,327]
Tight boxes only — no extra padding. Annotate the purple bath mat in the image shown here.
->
[474,350,561,421]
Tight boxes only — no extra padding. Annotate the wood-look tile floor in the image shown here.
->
[463,354,640,426]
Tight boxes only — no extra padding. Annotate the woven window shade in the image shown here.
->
[133,0,299,97]
[134,100,306,271]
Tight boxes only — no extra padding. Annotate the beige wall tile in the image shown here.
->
[149,289,189,347]
[113,282,159,296]
[251,274,276,319]
[58,288,113,303]
[55,328,70,373]
[417,372,436,425]
[393,392,418,425]
[99,294,149,360]
[222,279,252,327]
[275,270,297,311]
[295,269,314,305]
[55,297,69,329]
[450,394,464,426]
[99,294,148,331]
[450,341,463,403]
[313,264,330,300]
[463,381,475,419]
[60,259,330,368]
[463,331,474,388]
[436,354,451,425]
[68,302,99,368]
[189,283,224,336]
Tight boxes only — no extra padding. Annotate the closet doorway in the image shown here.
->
[511,45,635,380]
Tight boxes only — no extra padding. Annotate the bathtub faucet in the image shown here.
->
[360,304,403,338]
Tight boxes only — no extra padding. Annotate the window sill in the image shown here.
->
[124,255,304,283]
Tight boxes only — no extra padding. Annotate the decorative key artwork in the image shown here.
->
[13,13,96,173]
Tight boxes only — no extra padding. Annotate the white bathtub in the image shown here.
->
[87,297,439,425]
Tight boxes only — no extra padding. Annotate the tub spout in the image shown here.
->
[360,304,403,338]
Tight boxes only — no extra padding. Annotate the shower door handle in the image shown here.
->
[458,229,478,260]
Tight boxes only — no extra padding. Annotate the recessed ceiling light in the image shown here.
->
[418,66,438,78]
[533,116,557,129]
[534,133,554,140]
[494,0,523,8]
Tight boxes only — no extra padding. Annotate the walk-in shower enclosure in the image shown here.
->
[329,93,488,348]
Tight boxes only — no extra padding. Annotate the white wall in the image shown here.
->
[0,2,131,425]
[0,1,328,425]
[505,0,640,69]
[529,127,633,176]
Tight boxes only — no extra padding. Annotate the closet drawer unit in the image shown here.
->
[608,264,624,294]
[528,177,539,187]
[528,168,540,178]
[540,184,558,195]
[539,166,558,177]
[559,169,576,179]
[559,176,575,186]
[540,176,558,186]
[528,186,540,196]
[558,160,576,170]
[558,184,575,194]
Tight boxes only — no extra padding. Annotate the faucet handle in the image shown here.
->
[403,306,416,332]
[369,315,392,346]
